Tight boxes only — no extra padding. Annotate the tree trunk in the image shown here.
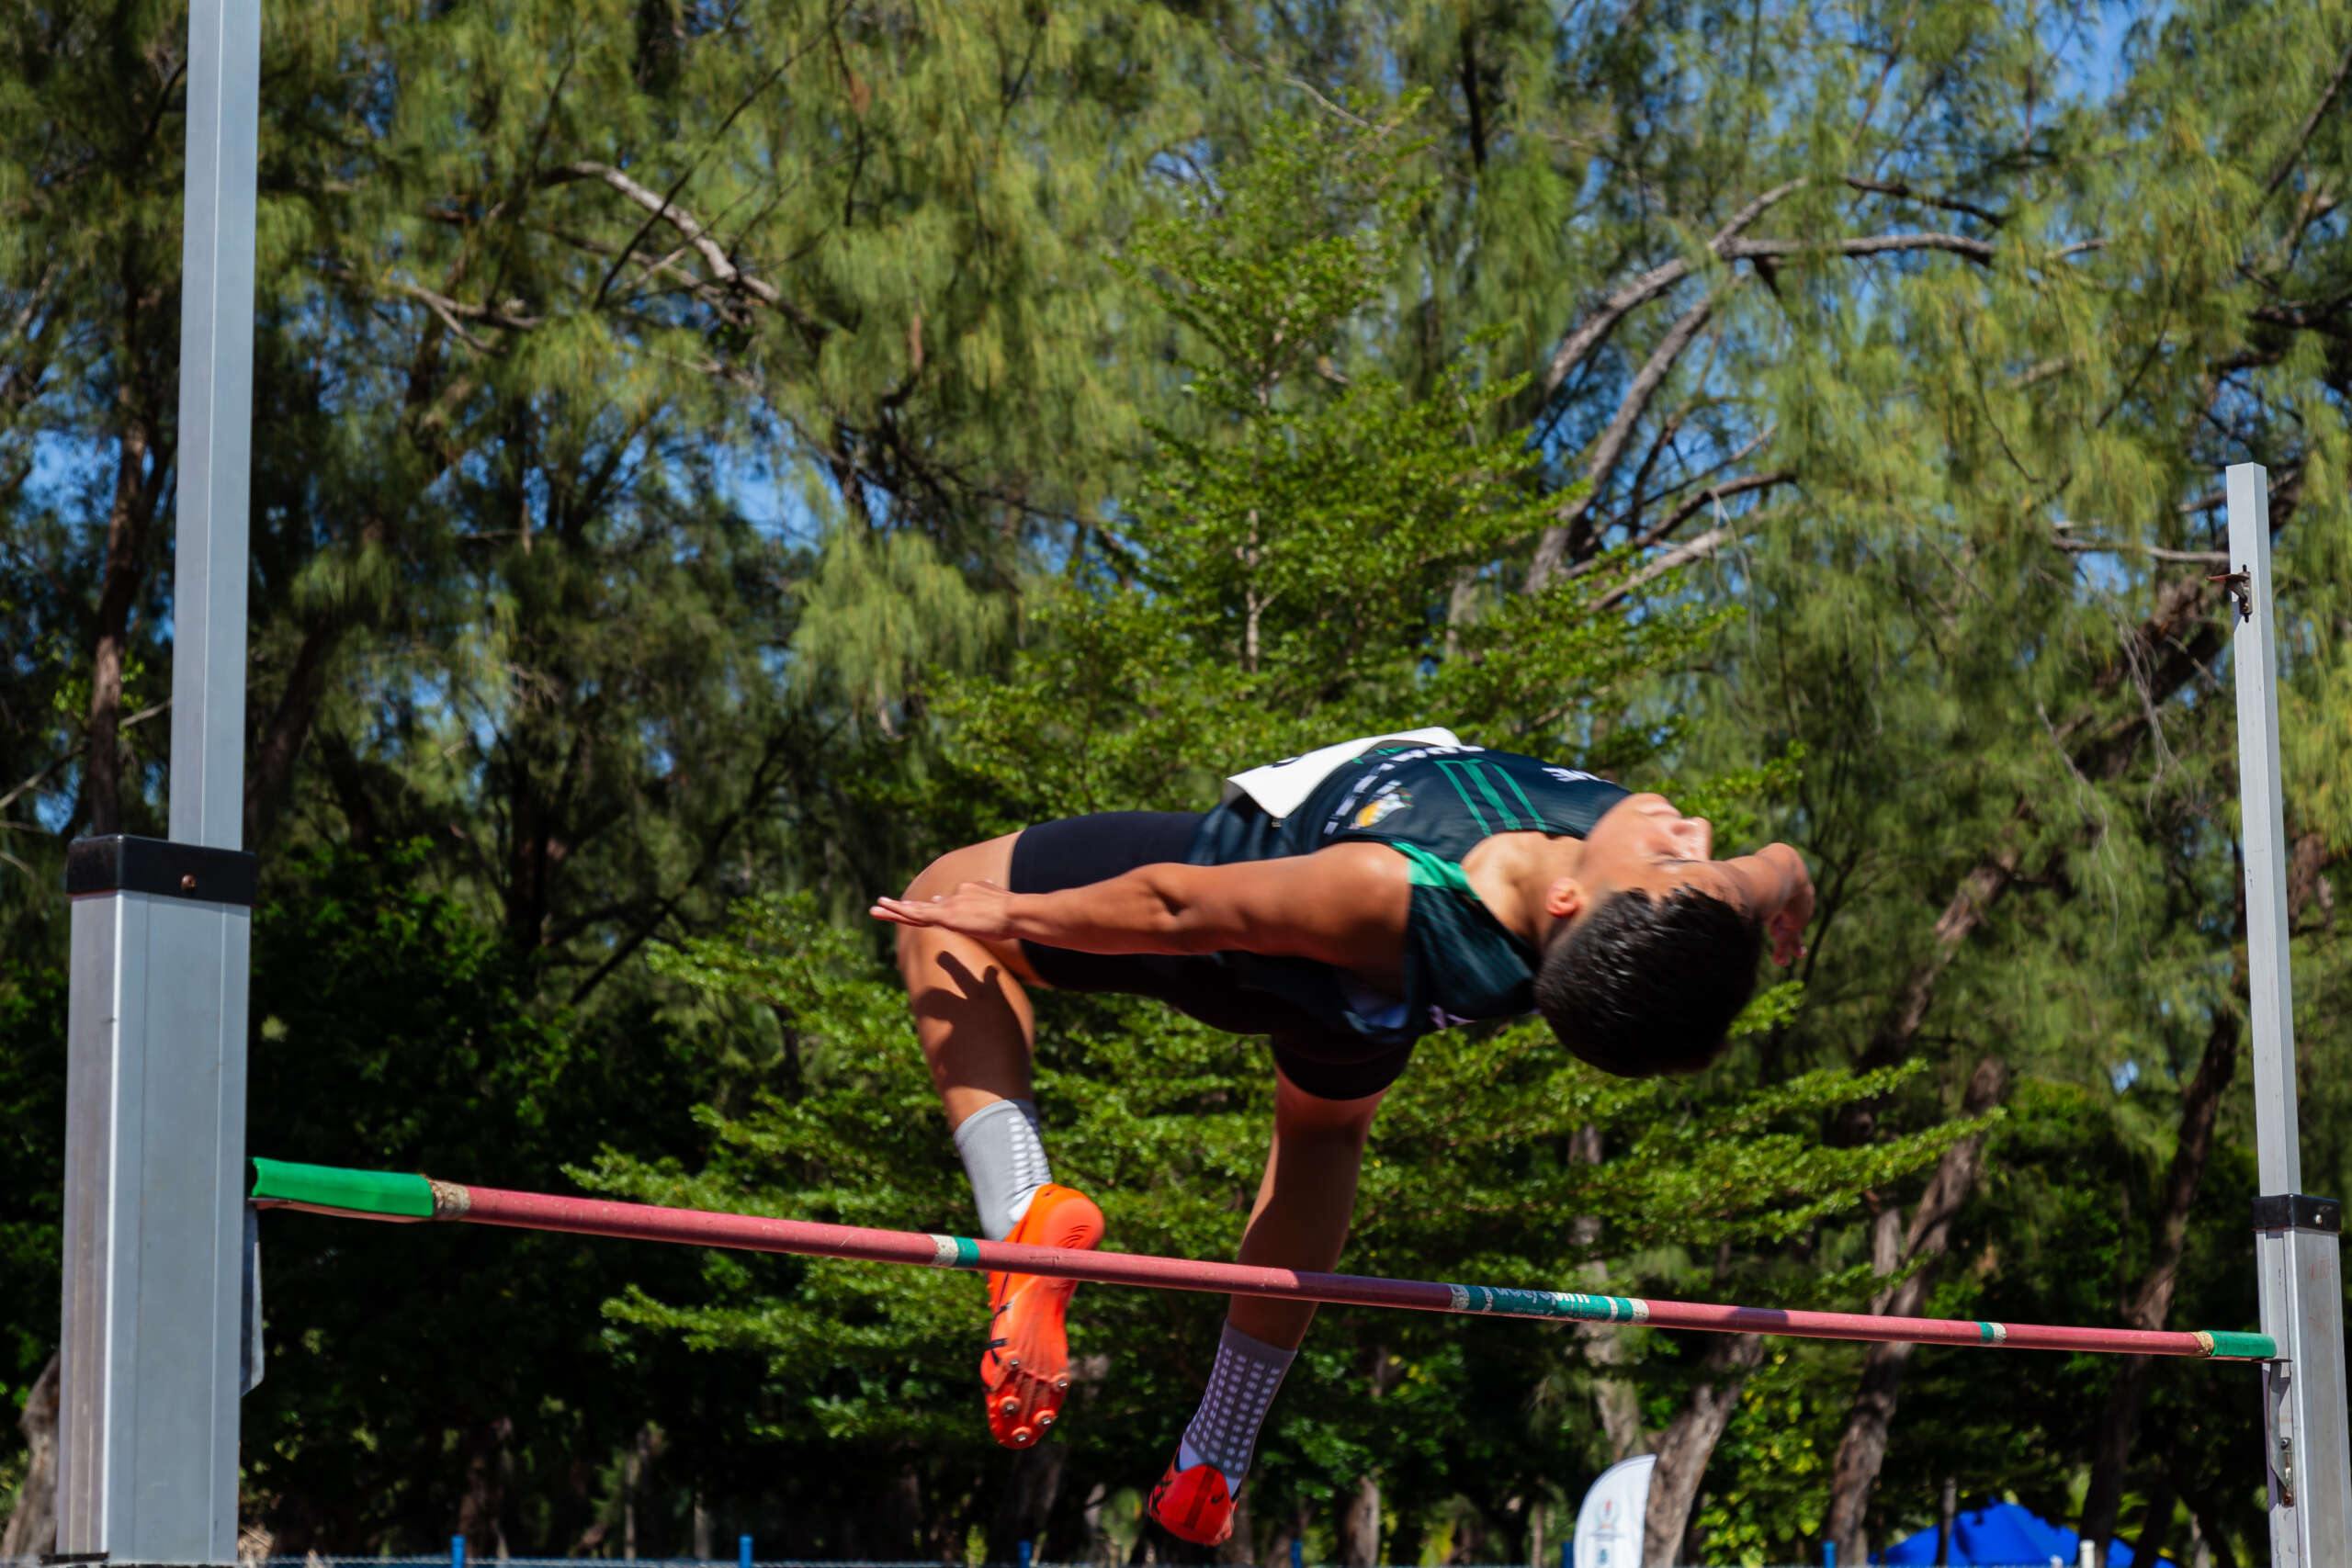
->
[1338,1473,1379,1566]
[457,1416,516,1559]
[1570,1124,1649,1461]
[2130,1472,2177,1568]
[1641,1333,1766,1566]
[84,412,167,836]
[989,1441,1067,1564]
[1214,1490,1254,1565]
[2165,1450,2237,1568]
[0,1351,60,1559]
[2079,1002,2242,1563]
[1826,1058,2008,1562]
[245,615,348,844]
[1836,847,2020,1143]
[872,1465,924,1561]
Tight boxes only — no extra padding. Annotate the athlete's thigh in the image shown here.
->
[1271,1063,1387,1143]
[899,831,1042,987]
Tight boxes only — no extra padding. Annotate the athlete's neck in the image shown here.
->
[1462,832,1584,950]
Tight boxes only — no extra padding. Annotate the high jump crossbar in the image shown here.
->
[251,1158,2275,1362]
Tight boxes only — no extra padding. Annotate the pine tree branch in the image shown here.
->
[1842,176,2006,228]
[2266,33,2352,196]
[1527,287,1730,592]
[566,733,799,1007]
[1526,221,2000,594]
[2049,523,2231,566]
[1572,477,1801,610]
[1719,231,1996,265]
[2250,299,2352,340]
[384,277,543,345]
[548,162,827,338]
[1577,467,1795,573]
[1536,179,1805,400]
[1589,524,1722,610]
[0,700,171,818]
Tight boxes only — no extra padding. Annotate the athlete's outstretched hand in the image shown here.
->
[871,880,1018,941]
[1758,844,1815,968]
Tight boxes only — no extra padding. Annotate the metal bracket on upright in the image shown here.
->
[2224,463,2352,1567]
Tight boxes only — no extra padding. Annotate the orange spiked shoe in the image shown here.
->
[979,1182,1103,1448]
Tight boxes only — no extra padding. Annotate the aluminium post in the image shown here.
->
[2224,462,2352,1567]
[56,1,263,1562]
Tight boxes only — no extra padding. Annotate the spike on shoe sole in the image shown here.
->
[980,1183,1103,1449]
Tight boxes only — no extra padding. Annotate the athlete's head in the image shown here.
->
[1532,794,1795,1077]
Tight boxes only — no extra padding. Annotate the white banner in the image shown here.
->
[1572,1454,1656,1568]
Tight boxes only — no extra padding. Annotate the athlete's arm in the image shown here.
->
[869,843,1412,966]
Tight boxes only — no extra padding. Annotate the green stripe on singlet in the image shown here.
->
[1467,761,1543,831]
[1434,761,1494,832]
[1465,763,1524,830]
[1493,766,1544,829]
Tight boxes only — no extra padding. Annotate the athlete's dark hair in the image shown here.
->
[1533,886,1762,1077]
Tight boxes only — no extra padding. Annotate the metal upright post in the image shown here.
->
[2224,462,2352,1568]
[56,1,263,1562]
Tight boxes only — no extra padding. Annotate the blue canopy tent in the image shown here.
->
[1876,1501,2178,1566]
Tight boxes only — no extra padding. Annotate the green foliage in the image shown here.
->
[939,101,1715,840]
[0,966,64,1407]
[239,845,727,1551]
[1689,1347,1847,1562]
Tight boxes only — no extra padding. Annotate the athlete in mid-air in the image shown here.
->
[872,730,1813,1546]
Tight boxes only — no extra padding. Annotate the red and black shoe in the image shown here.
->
[980,1182,1104,1448]
[1148,1455,1238,1546]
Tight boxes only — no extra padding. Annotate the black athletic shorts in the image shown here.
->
[1008,811,1414,1101]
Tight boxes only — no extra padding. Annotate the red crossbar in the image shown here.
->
[257,1178,2274,1361]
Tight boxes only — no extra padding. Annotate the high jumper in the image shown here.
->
[871,729,1815,1544]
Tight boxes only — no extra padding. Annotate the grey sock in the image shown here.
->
[1177,1321,1297,1486]
[953,1098,1051,1241]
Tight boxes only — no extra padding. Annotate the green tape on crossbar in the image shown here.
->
[2198,1330,2278,1360]
[252,1158,434,1219]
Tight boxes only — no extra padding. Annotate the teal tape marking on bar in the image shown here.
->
[1539,1292,1641,1323]
[1446,1289,1644,1323]
[923,1235,983,1267]
[2198,1330,2277,1359]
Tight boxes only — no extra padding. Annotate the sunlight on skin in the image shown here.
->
[1545,792,1813,966]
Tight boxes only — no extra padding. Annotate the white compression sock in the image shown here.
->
[1177,1321,1298,1488]
[952,1098,1051,1241]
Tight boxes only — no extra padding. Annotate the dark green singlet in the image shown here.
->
[1184,740,1631,1047]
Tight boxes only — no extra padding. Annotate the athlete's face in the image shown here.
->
[1552,793,1767,920]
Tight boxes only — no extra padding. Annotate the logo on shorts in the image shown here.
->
[1353,787,1413,829]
